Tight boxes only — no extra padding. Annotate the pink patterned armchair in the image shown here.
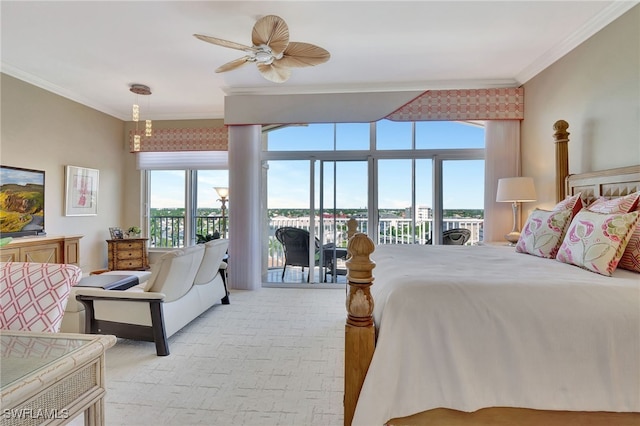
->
[1,262,82,332]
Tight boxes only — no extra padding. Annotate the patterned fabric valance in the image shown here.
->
[385,87,524,121]
[129,127,229,152]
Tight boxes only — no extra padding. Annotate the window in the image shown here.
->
[148,170,186,248]
[139,145,229,249]
[416,121,485,149]
[376,119,413,150]
[263,120,484,283]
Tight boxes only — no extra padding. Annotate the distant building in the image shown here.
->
[404,206,432,221]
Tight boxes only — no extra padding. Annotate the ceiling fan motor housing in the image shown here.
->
[253,45,277,64]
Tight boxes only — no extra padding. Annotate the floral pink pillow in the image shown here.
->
[556,209,639,276]
[586,192,639,214]
[516,209,572,258]
[553,192,583,217]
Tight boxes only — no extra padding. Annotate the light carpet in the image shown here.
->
[103,287,346,426]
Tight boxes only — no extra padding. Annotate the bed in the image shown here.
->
[343,120,640,426]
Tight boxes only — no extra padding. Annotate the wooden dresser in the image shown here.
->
[0,235,82,265]
[107,238,150,271]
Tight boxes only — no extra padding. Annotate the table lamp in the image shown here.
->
[496,177,537,245]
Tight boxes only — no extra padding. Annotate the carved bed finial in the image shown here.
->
[346,217,358,239]
[553,120,570,142]
[553,120,570,203]
[345,233,376,327]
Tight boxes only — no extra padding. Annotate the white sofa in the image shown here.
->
[74,239,229,356]
[60,270,152,334]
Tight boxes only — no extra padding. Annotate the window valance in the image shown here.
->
[385,88,524,121]
[129,126,228,152]
[131,87,523,153]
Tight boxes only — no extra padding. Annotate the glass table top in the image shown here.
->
[0,333,89,388]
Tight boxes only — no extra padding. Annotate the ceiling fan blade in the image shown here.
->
[193,34,255,52]
[252,15,289,56]
[277,42,331,68]
[215,57,250,73]
[257,62,292,83]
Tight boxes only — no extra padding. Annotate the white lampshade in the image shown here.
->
[496,177,537,202]
[215,187,229,198]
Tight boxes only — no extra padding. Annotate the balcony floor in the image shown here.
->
[264,266,347,288]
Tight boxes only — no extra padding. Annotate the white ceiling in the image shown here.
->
[1,1,635,121]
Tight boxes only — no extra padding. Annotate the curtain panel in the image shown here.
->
[483,120,522,242]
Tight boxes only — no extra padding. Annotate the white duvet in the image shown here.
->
[352,244,640,425]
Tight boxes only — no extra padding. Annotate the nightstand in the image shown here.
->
[107,238,150,271]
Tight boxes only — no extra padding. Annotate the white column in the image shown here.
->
[228,125,262,290]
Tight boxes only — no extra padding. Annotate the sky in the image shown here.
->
[149,120,485,210]
[0,166,45,186]
[266,120,485,210]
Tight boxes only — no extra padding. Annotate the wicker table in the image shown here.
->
[0,331,116,425]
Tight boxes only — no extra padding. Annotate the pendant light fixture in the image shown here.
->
[130,84,152,151]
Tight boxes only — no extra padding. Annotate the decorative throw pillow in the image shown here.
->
[553,192,583,217]
[586,192,639,214]
[556,209,639,276]
[619,203,640,273]
[516,209,573,258]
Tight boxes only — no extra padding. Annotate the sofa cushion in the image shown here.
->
[194,239,229,285]
[147,245,205,302]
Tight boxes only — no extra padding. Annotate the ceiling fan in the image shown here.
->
[194,15,330,83]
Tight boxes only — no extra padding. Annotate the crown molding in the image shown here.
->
[222,79,520,97]
[1,64,225,121]
[516,1,638,84]
[1,62,126,120]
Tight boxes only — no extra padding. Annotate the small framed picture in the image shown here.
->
[65,165,99,216]
[109,227,124,240]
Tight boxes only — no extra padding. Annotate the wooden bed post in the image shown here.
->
[553,119,570,203]
[344,233,376,426]
[346,217,358,240]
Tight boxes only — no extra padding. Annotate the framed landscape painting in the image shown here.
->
[0,165,46,237]
[65,165,99,216]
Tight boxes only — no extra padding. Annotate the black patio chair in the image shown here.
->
[426,228,471,245]
[275,227,346,282]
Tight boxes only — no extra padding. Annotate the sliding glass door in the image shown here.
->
[262,120,485,285]
[318,160,368,282]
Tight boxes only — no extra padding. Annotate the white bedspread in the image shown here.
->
[352,244,640,425]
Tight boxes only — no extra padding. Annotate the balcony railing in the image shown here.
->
[149,214,483,269]
[149,215,225,248]
[267,216,483,268]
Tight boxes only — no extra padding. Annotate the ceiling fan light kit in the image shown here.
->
[194,14,330,83]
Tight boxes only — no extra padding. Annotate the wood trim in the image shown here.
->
[553,119,570,203]
[388,407,640,426]
[566,165,640,205]
[76,294,170,356]
[344,233,376,426]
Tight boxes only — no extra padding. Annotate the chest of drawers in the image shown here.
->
[107,238,149,271]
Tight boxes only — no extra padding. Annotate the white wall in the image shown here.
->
[1,74,128,273]
[521,5,639,210]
